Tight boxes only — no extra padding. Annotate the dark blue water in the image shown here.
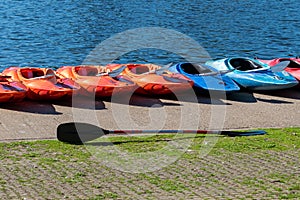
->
[0,0,300,71]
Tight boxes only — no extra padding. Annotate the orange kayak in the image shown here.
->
[0,75,27,103]
[2,67,80,100]
[105,63,194,95]
[56,66,136,97]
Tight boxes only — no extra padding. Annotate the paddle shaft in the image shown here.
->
[111,130,225,134]
[107,129,266,136]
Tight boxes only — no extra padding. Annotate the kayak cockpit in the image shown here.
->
[21,68,45,79]
[229,58,263,71]
[128,65,149,74]
[180,63,212,75]
[126,64,161,75]
[75,66,99,76]
[20,68,56,80]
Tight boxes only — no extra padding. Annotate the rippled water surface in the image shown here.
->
[0,0,299,70]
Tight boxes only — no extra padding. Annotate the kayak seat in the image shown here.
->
[22,71,33,78]
[180,63,211,74]
[75,67,98,76]
[230,58,262,71]
[128,65,150,74]
[21,69,44,79]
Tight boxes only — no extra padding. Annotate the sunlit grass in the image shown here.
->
[0,127,298,199]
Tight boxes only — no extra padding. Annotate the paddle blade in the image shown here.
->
[108,65,127,77]
[271,61,290,72]
[57,122,107,144]
[155,63,173,75]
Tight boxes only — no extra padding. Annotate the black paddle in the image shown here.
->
[57,122,266,144]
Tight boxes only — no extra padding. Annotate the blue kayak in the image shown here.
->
[205,57,299,91]
[168,62,240,92]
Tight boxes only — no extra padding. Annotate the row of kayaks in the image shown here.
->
[0,57,300,103]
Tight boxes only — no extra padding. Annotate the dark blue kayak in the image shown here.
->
[168,62,240,92]
[205,57,299,91]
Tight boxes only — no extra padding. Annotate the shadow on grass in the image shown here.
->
[84,134,219,147]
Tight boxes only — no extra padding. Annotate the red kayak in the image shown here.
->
[56,65,136,97]
[259,58,300,82]
[105,63,193,95]
[0,75,27,103]
[2,67,81,100]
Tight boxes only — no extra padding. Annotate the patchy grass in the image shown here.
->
[212,127,299,153]
[142,174,189,192]
[85,127,300,156]
[0,127,299,199]
[0,127,298,159]
[89,192,119,200]
[0,140,91,162]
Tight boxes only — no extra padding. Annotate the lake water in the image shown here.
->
[0,0,300,70]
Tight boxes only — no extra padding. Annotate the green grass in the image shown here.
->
[0,127,299,199]
[0,127,298,158]
[142,175,189,192]
[0,127,298,167]
[84,127,299,156]
[89,192,119,200]
[215,127,299,152]
[0,140,91,161]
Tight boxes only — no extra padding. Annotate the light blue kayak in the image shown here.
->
[168,62,240,92]
[205,57,298,91]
